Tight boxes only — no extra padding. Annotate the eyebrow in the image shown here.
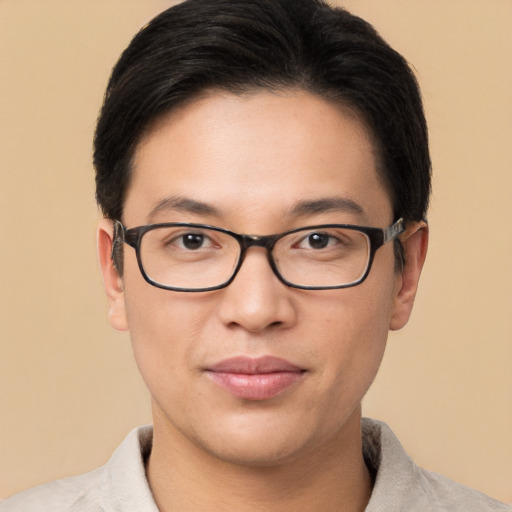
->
[147,196,219,222]
[147,195,366,223]
[288,197,366,219]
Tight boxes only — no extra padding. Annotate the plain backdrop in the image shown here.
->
[1,0,511,503]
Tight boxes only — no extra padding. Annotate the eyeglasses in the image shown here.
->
[113,218,404,292]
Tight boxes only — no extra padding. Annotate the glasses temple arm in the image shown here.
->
[383,218,405,244]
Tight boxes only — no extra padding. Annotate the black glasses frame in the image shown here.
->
[113,218,404,292]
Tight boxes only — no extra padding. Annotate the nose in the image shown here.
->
[216,247,297,333]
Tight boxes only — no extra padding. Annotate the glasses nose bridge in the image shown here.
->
[236,233,279,272]
[238,233,278,252]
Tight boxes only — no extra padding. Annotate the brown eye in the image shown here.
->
[307,232,330,249]
[181,233,205,250]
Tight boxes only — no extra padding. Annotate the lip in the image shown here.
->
[204,356,306,401]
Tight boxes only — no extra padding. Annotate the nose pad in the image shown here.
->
[216,248,297,332]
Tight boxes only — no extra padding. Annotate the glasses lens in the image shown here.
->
[273,227,371,288]
[139,226,240,290]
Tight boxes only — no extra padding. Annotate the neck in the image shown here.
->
[146,405,372,512]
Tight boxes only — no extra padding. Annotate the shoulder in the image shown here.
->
[0,468,106,512]
[363,418,510,512]
[0,425,156,512]
[415,466,511,512]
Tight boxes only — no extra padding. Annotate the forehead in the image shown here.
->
[125,90,392,228]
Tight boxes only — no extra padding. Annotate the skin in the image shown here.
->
[98,90,428,511]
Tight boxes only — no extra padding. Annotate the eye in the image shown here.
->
[305,232,332,249]
[156,229,217,252]
[297,231,339,250]
[172,232,215,250]
[179,233,206,250]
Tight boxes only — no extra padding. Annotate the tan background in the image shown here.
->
[1,0,511,503]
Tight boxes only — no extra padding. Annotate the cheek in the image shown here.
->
[310,272,396,398]
[121,269,211,397]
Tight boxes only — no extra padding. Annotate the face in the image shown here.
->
[99,90,425,467]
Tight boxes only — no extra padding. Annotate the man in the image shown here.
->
[1,0,509,510]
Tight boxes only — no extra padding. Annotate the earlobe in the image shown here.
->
[97,218,129,332]
[390,221,429,331]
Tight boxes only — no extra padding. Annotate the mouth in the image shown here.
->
[204,355,306,401]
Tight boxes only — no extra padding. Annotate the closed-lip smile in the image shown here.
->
[204,356,306,400]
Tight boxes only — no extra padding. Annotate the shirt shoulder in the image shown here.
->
[362,418,511,512]
[0,468,106,512]
[415,465,510,512]
[0,426,157,512]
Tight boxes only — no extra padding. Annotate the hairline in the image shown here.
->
[124,85,393,223]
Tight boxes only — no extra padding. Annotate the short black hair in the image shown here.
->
[94,0,430,265]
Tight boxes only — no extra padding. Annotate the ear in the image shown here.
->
[390,221,429,331]
[97,218,129,332]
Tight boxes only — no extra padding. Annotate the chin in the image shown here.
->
[202,434,312,468]
[189,412,330,468]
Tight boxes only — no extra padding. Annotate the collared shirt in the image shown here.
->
[1,418,509,511]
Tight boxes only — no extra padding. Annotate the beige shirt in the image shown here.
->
[1,418,509,511]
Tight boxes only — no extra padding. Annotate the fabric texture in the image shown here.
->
[1,418,509,511]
